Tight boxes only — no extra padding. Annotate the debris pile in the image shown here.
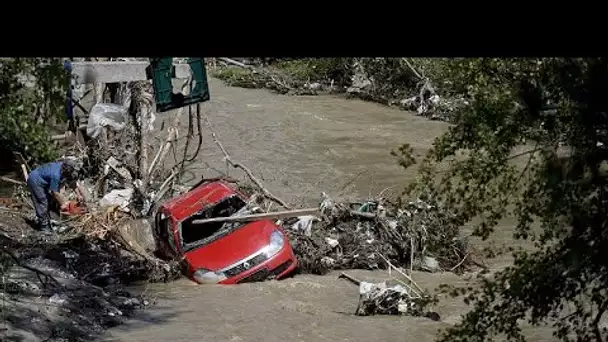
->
[3,79,200,289]
[0,75,206,338]
[285,193,471,275]
[337,272,440,320]
[392,94,468,122]
[48,235,182,286]
[346,58,467,122]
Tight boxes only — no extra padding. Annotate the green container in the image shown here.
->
[147,57,210,112]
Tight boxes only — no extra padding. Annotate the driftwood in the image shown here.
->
[147,107,184,177]
[338,272,361,286]
[191,208,318,225]
[1,248,62,288]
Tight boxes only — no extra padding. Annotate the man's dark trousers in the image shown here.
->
[27,177,52,230]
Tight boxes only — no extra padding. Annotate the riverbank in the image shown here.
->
[210,58,462,123]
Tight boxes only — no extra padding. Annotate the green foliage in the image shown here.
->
[0,58,67,164]
[397,58,608,341]
[390,143,416,169]
[274,58,353,86]
[212,67,261,89]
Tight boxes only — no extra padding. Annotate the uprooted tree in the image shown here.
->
[391,58,608,342]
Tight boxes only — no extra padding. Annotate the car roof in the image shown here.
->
[160,181,242,222]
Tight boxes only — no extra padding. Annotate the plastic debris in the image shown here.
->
[86,103,129,139]
[99,188,134,212]
[291,215,318,237]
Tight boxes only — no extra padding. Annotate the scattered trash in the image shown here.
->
[105,156,132,181]
[338,272,440,320]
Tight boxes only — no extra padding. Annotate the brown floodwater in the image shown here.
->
[102,78,555,342]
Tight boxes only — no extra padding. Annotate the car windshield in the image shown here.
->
[180,195,247,250]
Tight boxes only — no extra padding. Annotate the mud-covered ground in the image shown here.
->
[0,210,155,342]
[101,78,554,342]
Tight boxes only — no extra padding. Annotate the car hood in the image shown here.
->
[183,220,279,271]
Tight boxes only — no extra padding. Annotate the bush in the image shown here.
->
[274,58,354,86]
[0,58,68,165]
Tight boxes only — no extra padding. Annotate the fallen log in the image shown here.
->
[191,208,318,225]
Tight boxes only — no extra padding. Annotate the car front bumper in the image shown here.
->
[218,245,297,285]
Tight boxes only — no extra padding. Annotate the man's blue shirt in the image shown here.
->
[29,162,63,192]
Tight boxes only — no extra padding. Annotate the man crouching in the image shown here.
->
[27,158,82,232]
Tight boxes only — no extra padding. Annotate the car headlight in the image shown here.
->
[193,269,227,284]
[262,230,285,258]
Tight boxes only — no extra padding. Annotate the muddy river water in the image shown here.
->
[102,78,554,342]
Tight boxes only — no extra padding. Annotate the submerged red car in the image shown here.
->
[154,179,297,284]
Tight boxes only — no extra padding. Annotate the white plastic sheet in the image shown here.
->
[291,215,318,237]
[98,188,134,212]
[86,103,128,139]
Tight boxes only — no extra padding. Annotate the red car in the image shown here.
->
[154,179,297,284]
